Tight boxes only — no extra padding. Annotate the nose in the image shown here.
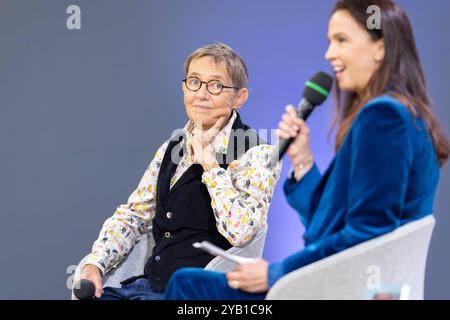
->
[194,83,210,99]
[325,43,336,62]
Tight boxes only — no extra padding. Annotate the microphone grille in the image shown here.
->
[73,279,95,300]
[303,71,333,106]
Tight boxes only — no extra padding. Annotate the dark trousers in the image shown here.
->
[100,278,164,300]
[163,268,266,300]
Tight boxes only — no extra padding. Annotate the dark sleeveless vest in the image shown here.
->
[138,113,264,293]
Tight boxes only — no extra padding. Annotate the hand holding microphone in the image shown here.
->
[73,264,103,300]
[278,105,314,181]
[270,71,333,171]
[73,279,96,300]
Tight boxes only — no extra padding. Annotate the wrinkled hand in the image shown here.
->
[226,258,269,293]
[187,116,228,171]
[78,264,103,298]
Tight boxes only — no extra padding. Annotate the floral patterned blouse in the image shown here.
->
[85,111,282,275]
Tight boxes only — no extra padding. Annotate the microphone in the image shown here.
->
[73,279,96,300]
[269,71,333,166]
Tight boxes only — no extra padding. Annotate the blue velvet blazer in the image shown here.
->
[268,95,440,286]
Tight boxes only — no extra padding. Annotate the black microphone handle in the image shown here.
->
[296,98,315,120]
[269,99,315,166]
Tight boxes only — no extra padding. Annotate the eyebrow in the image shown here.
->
[328,32,348,41]
[188,72,226,82]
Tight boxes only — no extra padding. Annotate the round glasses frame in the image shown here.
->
[182,76,240,95]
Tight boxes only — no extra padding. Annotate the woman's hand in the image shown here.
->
[278,105,314,180]
[187,116,228,171]
[226,258,269,293]
[78,264,103,298]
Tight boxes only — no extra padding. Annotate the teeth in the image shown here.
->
[333,66,345,73]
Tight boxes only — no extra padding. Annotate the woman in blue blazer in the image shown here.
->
[163,0,449,300]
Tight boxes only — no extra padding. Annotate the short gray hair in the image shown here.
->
[184,43,249,89]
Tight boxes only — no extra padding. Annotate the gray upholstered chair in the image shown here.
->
[266,215,435,300]
[71,225,268,299]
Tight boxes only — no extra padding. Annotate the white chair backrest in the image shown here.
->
[266,215,435,300]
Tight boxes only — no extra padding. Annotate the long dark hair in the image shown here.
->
[331,0,449,167]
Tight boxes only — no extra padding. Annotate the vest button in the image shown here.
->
[164,232,171,238]
[154,255,161,261]
[166,211,173,219]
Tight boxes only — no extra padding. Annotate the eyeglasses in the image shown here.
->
[182,76,240,95]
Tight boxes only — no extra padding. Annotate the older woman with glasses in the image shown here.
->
[77,43,281,300]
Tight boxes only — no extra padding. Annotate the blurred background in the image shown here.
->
[0,0,448,299]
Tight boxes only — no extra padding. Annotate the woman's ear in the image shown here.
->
[374,39,385,63]
[232,88,249,110]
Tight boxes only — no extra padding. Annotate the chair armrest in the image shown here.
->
[71,228,155,299]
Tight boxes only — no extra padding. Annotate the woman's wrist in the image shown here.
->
[81,264,102,277]
[293,153,314,181]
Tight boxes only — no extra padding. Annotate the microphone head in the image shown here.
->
[73,279,96,300]
[303,71,333,106]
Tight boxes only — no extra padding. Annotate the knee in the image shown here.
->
[172,268,198,281]
[165,268,200,300]
[170,268,226,290]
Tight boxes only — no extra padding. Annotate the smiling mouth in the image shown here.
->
[193,105,213,110]
[333,66,346,76]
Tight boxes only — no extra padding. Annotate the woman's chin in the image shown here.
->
[190,115,215,129]
[337,81,356,93]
